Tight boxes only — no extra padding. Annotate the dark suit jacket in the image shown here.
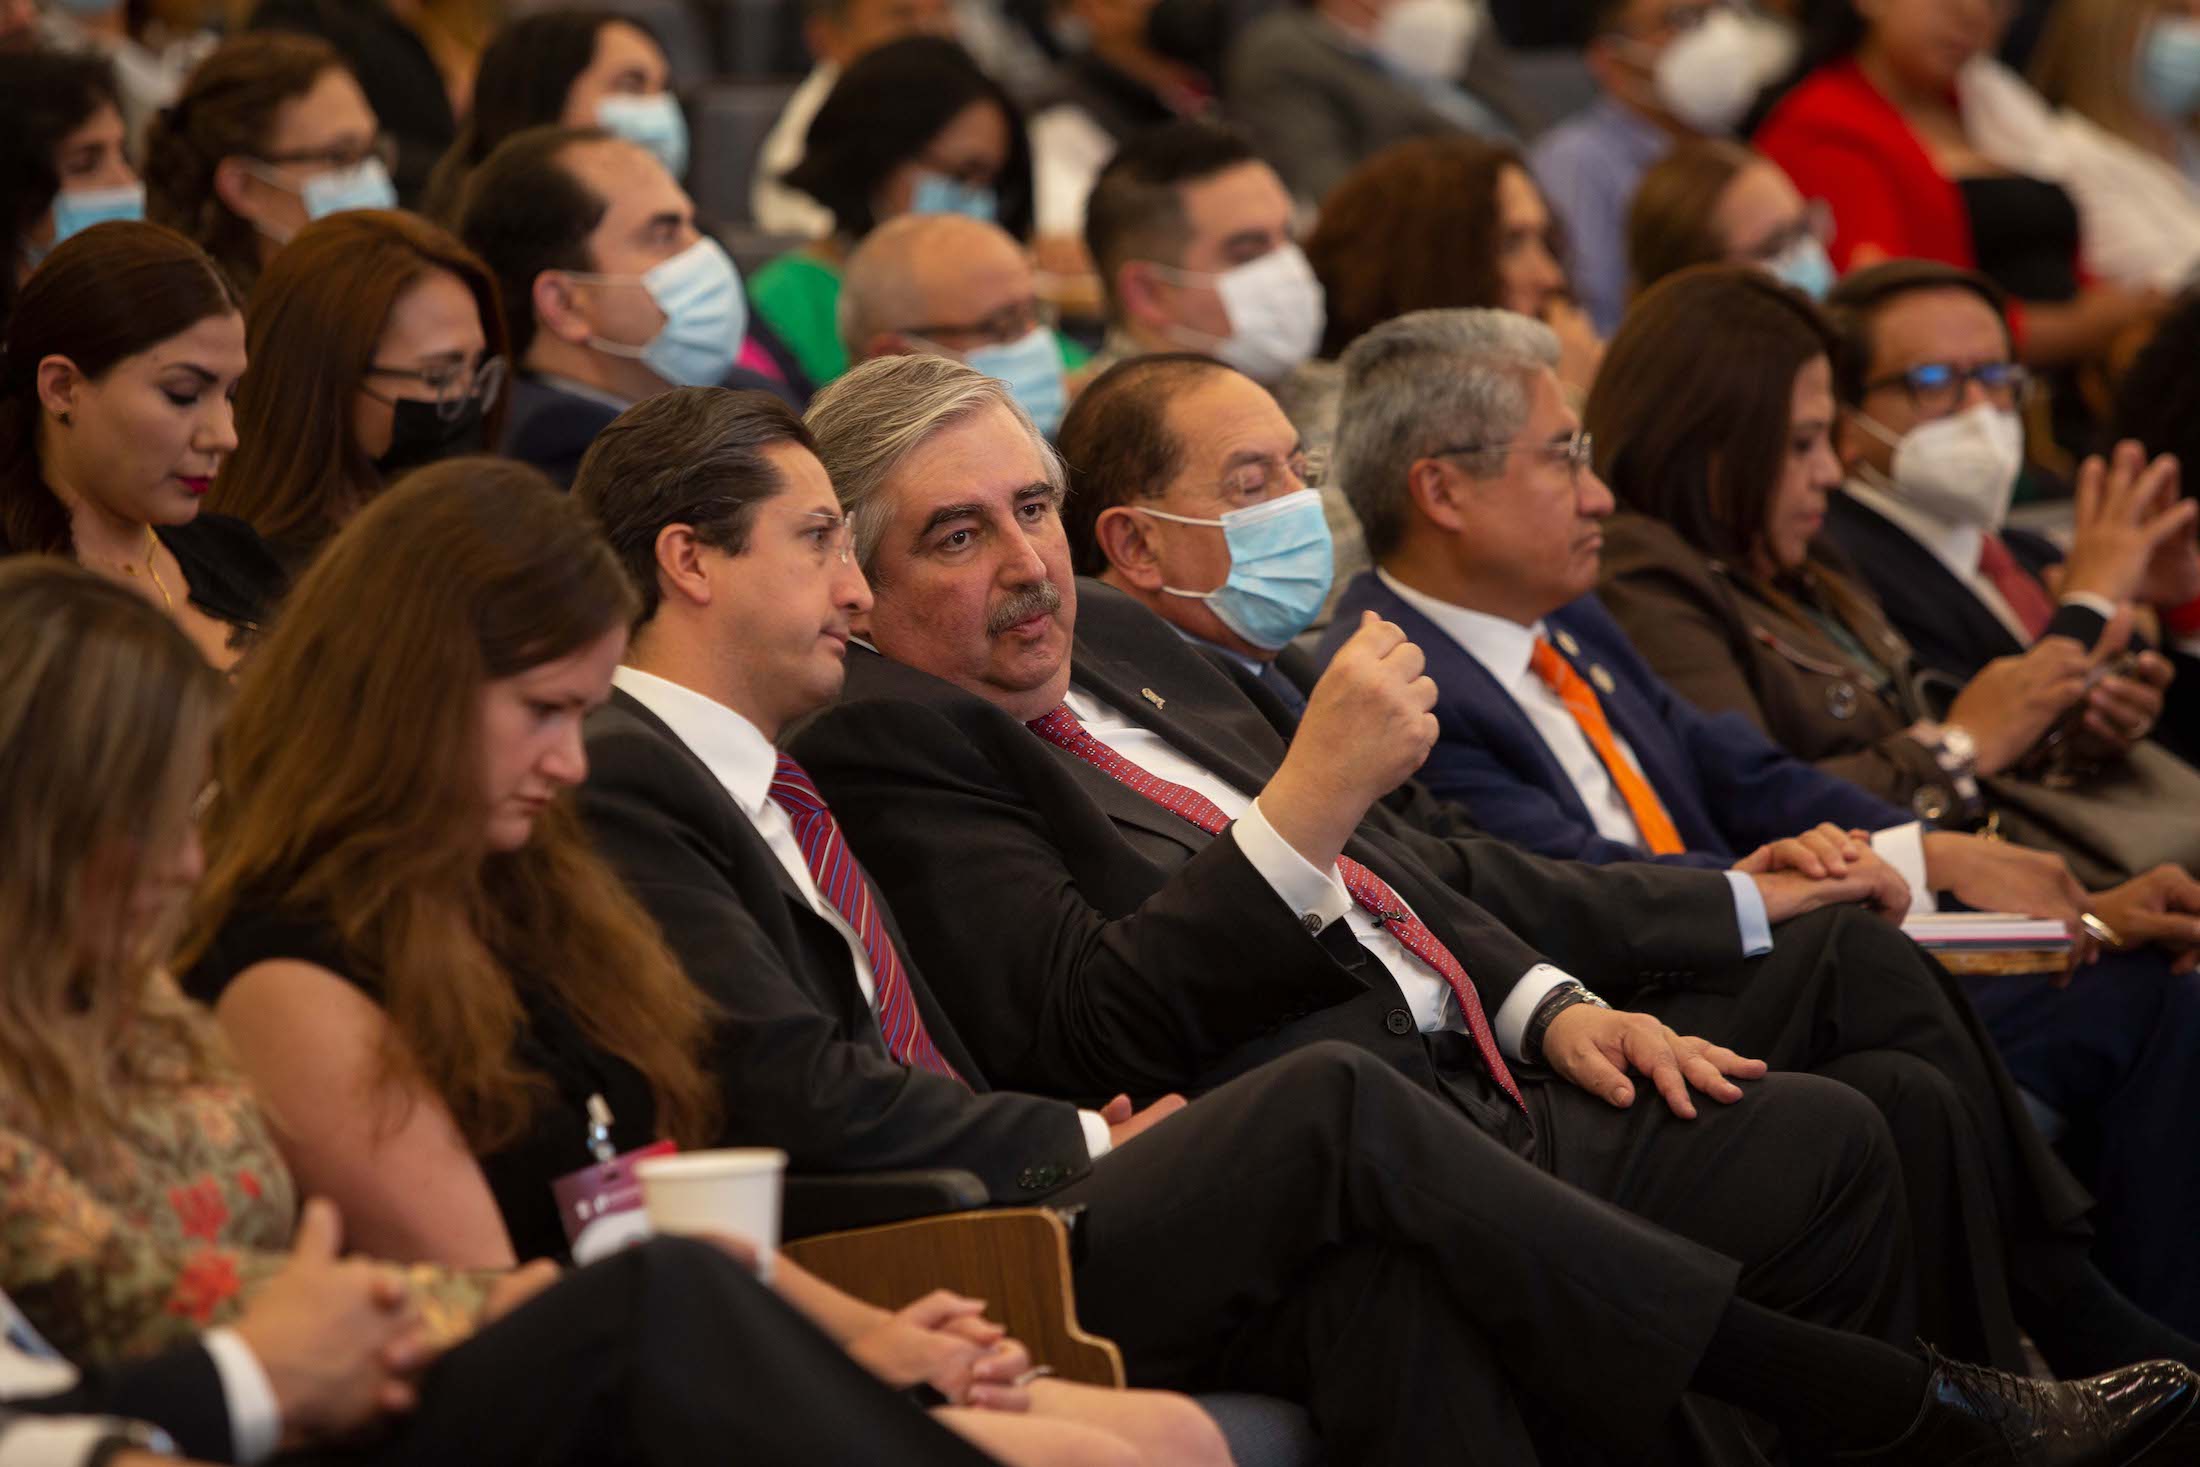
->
[2,1336,231,1463]
[1316,573,1907,868]
[1825,490,2110,685]
[789,580,1744,1117]
[578,689,1093,1202]
[505,371,806,491]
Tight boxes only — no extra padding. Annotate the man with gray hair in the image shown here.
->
[838,213,1073,436]
[1318,307,2200,1380]
[785,351,2196,1467]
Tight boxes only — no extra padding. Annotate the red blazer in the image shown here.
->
[1755,58,2072,338]
[1755,59,1977,271]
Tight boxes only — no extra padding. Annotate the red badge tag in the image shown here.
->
[553,1139,677,1264]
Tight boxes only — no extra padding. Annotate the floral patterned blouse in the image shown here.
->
[0,1065,493,1367]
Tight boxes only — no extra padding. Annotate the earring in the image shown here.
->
[56,411,71,426]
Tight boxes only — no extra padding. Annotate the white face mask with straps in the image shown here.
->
[1855,403,2024,531]
[1146,244,1327,384]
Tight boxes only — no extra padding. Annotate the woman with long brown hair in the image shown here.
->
[185,457,715,1267]
[207,207,506,574]
[0,219,277,667]
[144,33,394,296]
[1302,134,1602,394]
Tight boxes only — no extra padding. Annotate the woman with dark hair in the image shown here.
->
[0,53,140,322]
[0,219,275,668]
[207,207,507,578]
[143,32,396,295]
[1302,134,1603,395]
[1753,0,2158,371]
[1625,137,1837,301]
[753,35,1041,385]
[1585,263,2200,1339]
[418,7,683,222]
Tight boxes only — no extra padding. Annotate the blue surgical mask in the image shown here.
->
[299,157,398,219]
[961,325,1066,437]
[576,236,748,388]
[34,182,145,262]
[1140,487,1335,650]
[597,92,690,179]
[909,170,999,222]
[1764,234,1835,301]
[2140,16,2200,120]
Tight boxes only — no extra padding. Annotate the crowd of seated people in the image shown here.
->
[11,0,2200,1462]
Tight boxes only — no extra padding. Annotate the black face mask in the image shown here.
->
[373,394,487,480]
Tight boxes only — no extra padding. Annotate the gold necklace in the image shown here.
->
[118,526,174,611]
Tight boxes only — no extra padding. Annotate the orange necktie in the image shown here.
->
[1528,638,1686,856]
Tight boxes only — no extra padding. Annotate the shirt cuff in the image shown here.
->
[2061,591,2118,623]
[0,1418,173,1467]
[1076,1109,1113,1162]
[201,1329,280,1465]
[1491,963,1578,1061]
[1869,822,1937,915]
[1723,870,1774,957]
[1238,799,1354,931]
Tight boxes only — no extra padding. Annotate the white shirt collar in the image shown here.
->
[1375,569,1544,691]
[611,665,779,820]
[1840,473,1984,588]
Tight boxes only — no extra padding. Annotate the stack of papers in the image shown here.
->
[1901,912,2073,951]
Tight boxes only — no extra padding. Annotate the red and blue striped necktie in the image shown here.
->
[770,754,964,1084]
[1027,705,1524,1112]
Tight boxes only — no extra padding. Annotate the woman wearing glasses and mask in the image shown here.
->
[207,208,505,583]
[145,33,399,295]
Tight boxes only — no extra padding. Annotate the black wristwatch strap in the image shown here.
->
[1523,982,1608,1066]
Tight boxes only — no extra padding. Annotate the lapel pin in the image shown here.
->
[1589,664,1616,695]
[1140,687,1167,711]
[1555,630,1581,657]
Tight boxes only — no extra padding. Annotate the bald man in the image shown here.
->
[837,212,1076,434]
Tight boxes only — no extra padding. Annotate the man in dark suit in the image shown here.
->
[1820,261,2193,753]
[567,381,2196,1464]
[1055,338,2200,1376]
[1303,303,2200,1371]
[455,126,794,490]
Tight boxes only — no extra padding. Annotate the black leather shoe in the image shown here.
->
[1836,1347,2198,1465]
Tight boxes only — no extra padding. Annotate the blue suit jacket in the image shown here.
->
[1315,573,1909,868]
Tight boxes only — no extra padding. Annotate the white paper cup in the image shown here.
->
[636,1149,788,1277]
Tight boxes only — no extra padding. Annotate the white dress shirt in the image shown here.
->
[1,1289,274,1465]
[1060,685,1577,1058]
[1378,572,1934,916]
[613,667,1114,1159]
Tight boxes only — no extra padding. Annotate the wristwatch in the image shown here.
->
[1523,982,1610,1067]
[1913,721,1986,824]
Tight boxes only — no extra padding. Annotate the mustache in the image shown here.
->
[986,579,1063,636]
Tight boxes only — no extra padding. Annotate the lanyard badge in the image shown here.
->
[551,1093,676,1265]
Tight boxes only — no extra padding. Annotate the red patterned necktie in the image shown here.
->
[1027,705,1525,1112]
[770,754,964,1084]
[1977,534,2056,641]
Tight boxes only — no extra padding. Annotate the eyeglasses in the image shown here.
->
[254,133,397,175]
[1862,361,2034,416]
[1431,430,1596,481]
[901,298,1059,349]
[802,509,857,564]
[363,355,508,423]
